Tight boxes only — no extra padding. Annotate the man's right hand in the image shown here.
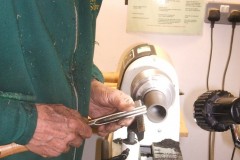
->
[26,104,92,158]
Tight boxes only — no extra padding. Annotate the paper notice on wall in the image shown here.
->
[127,0,205,35]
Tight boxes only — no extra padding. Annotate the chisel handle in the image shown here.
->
[0,143,28,158]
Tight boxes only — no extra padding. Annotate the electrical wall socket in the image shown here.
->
[205,2,240,25]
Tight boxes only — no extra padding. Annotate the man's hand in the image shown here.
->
[89,79,135,136]
[26,104,92,158]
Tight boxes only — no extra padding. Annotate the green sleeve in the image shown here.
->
[0,97,37,145]
[92,64,104,83]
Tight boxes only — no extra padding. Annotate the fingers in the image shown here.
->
[90,82,135,118]
[27,131,85,157]
[50,134,83,154]
[67,118,92,138]
[68,137,83,148]
[90,80,135,111]
[26,143,62,158]
[114,91,135,112]
[96,119,133,137]
[90,80,136,136]
[26,104,93,157]
[95,115,135,137]
[117,117,134,126]
[97,124,121,137]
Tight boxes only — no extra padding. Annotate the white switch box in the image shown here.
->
[220,5,230,13]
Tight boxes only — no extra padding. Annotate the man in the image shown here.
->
[0,0,134,159]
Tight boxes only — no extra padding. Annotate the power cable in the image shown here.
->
[231,146,236,160]
[206,9,220,160]
[206,24,214,91]
[222,22,236,90]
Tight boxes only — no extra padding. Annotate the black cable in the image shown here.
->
[222,23,236,90]
[208,131,215,160]
[206,26,213,91]
[222,26,236,159]
[227,26,237,160]
[207,26,215,160]
[207,9,220,160]
[231,146,236,160]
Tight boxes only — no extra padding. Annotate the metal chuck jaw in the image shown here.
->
[194,90,240,132]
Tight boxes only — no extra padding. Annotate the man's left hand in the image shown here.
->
[89,79,135,136]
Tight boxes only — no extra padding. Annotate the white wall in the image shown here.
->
[83,0,240,160]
